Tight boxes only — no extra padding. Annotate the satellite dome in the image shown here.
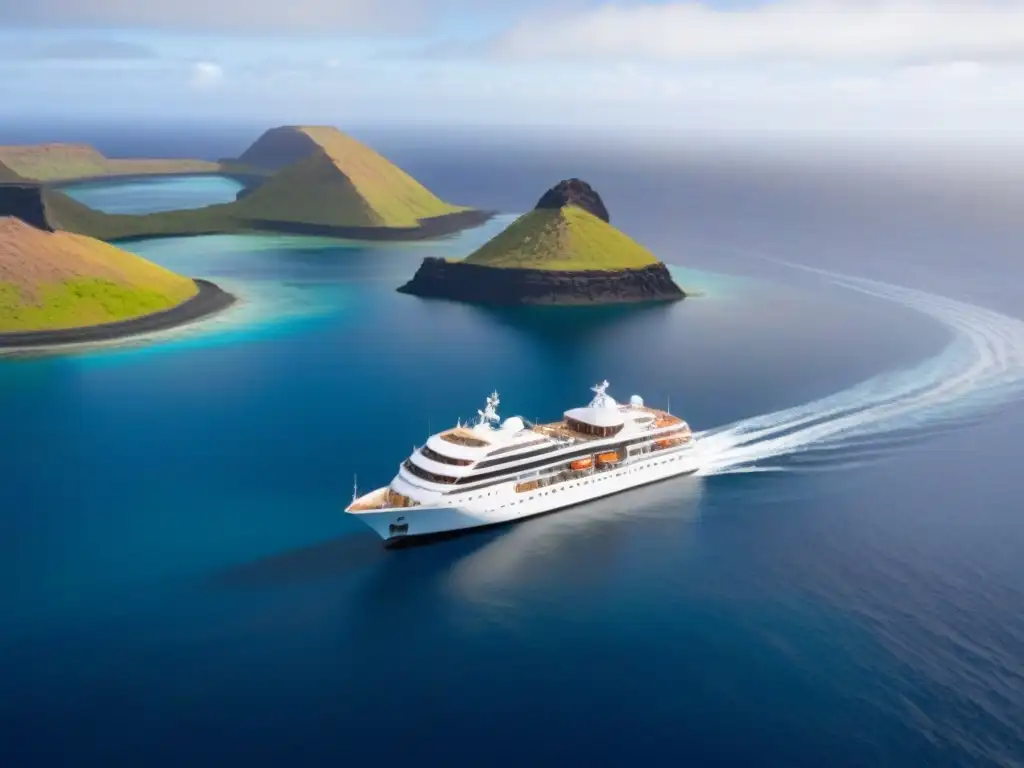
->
[630,395,644,408]
[501,416,525,432]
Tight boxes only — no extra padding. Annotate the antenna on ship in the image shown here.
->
[667,395,671,415]
[476,390,501,427]
[590,380,612,408]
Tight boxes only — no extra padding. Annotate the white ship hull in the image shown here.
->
[349,443,698,544]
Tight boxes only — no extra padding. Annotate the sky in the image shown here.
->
[2,0,1024,140]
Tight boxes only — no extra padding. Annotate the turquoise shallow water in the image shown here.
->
[2,173,1023,766]
[61,174,244,214]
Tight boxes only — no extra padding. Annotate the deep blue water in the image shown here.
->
[2,130,1024,767]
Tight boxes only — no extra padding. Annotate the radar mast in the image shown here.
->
[589,380,614,408]
[476,390,501,427]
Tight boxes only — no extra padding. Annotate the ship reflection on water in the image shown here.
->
[443,476,704,600]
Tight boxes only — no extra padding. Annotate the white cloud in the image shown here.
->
[494,1,1024,64]
[3,1,1023,141]
[189,60,224,89]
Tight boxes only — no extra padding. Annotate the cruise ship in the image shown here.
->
[346,381,698,544]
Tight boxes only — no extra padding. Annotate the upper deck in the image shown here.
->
[439,429,491,448]
[530,406,685,443]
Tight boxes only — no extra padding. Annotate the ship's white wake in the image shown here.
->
[694,268,1024,476]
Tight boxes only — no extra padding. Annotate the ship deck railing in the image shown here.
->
[529,408,684,442]
[439,428,491,448]
[348,490,390,511]
[348,489,421,512]
[631,406,684,427]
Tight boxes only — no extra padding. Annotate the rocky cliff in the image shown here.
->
[398,258,683,306]
[535,178,611,223]
[0,184,57,231]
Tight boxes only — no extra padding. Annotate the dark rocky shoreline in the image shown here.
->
[0,278,236,349]
[397,258,685,306]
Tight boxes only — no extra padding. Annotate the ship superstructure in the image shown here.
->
[346,381,697,543]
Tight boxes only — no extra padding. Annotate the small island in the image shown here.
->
[398,179,684,306]
[0,126,493,242]
[0,209,234,349]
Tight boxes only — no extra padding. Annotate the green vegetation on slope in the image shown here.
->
[42,177,389,241]
[0,278,193,332]
[1,126,476,240]
[39,150,472,240]
[0,215,197,332]
[0,144,109,180]
[296,127,467,227]
[44,189,244,240]
[237,152,381,227]
[236,126,467,227]
[463,206,660,271]
[0,143,219,182]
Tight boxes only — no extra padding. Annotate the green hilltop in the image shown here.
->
[238,144,467,229]
[462,205,661,272]
[239,126,468,227]
[397,178,683,305]
[0,142,219,182]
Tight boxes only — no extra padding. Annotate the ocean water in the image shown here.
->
[2,130,1024,767]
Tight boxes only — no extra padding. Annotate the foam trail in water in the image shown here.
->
[695,269,1024,476]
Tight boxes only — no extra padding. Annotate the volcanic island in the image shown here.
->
[0,126,492,242]
[398,179,685,306]
[0,203,233,348]
[0,125,497,347]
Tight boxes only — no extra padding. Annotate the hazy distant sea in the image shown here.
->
[1,121,1023,767]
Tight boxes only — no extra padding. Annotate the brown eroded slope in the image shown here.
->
[0,216,198,331]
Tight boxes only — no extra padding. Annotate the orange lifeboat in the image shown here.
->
[570,457,593,471]
[595,451,620,466]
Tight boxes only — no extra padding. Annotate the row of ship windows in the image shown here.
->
[463,454,686,506]
[420,445,474,466]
